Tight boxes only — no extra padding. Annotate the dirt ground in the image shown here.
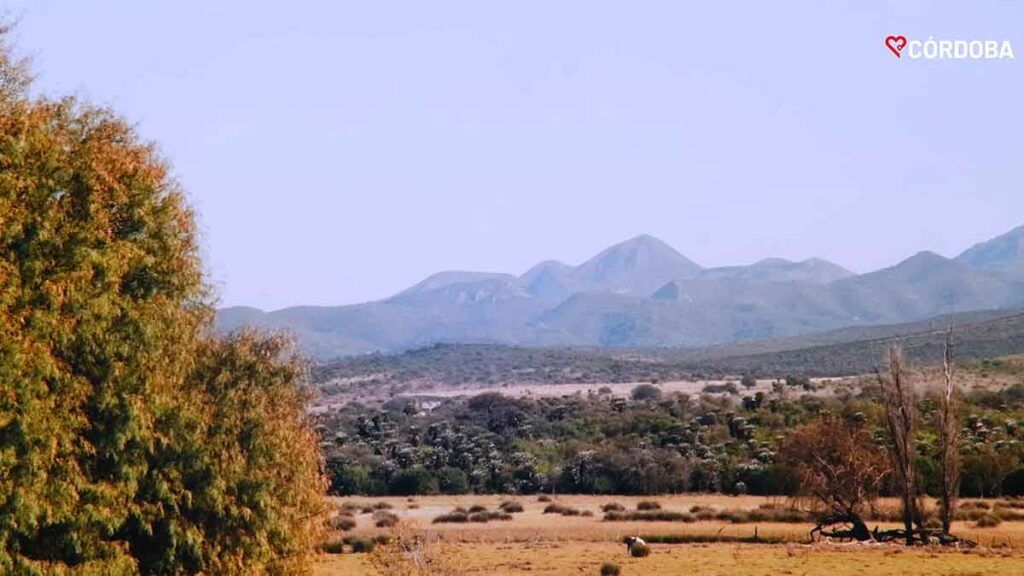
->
[314,494,1024,575]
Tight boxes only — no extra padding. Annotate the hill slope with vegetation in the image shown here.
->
[313,309,1024,391]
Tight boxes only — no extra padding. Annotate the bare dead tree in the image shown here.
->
[877,344,922,545]
[936,324,961,534]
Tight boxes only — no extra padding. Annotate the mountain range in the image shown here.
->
[217,225,1024,359]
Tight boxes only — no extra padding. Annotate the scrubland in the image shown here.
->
[314,494,1024,575]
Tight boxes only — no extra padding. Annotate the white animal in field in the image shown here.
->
[624,536,646,553]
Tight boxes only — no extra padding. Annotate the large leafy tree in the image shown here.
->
[0,28,323,575]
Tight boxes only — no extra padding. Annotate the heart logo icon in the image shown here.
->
[886,35,907,58]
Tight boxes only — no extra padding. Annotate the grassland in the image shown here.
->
[314,494,1024,575]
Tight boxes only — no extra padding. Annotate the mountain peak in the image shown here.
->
[957,224,1024,279]
[751,257,794,268]
[396,270,514,297]
[576,235,702,294]
[581,235,699,272]
[903,250,949,265]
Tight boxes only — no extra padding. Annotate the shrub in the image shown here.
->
[436,508,511,524]
[344,536,376,553]
[437,467,471,494]
[604,511,695,522]
[636,501,662,511]
[433,511,470,524]
[330,515,357,532]
[339,502,363,515]
[468,504,488,513]
[600,563,622,576]
[500,501,525,513]
[388,467,439,495]
[602,502,626,513]
[702,383,738,395]
[631,384,662,402]
[976,514,1002,528]
[538,495,553,502]
[319,540,345,554]
[374,510,400,528]
[629,543,651,557]
[469,511,513,523]
[690,505,716,521]
[993,504,1024,521]
[544,503,582,516]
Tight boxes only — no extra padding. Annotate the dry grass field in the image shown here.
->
[314,494,1024,575]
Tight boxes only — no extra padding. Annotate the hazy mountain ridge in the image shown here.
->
[956,224,1024,280]
[217,226,1024,358]
[313,309,1024,385]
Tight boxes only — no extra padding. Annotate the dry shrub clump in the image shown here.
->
[602,502,626,513]
[369,522,465,576]
[629,542,652,557]
[362,501,394,514]
[499,500,525,513]
[339,502,364,515]
[604,510,695,522]
[375,510,401,528]
[637,500,662,511]
[600,562,622,575]
[319,540,346,554]
[330,514,357,532]
[544,503,583,516]
[433,507,511,524]
[993,503,1024,521]
[976,514,1002,528]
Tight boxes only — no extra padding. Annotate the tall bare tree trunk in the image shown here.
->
[937,325,961,534]
[877,344,920,544]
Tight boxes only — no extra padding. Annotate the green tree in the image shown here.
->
[0,30,324,574]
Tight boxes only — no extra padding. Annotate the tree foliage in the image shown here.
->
[0,31,323,574]
[777,414,889,529]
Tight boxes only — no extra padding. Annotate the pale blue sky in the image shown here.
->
[6,1,1022,309]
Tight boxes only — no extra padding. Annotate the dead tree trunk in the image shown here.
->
[937,325,961,534]
[877,344,921,545]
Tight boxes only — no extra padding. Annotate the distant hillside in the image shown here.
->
[313,309,1024,387]
[957,224,1024,280]
[220,225,1024,358]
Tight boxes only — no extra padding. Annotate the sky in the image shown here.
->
[4,1,1023,310]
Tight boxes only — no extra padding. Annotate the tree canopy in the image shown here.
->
[0,29,324,575]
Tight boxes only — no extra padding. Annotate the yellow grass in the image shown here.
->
[316,494,1024,575]
[317,542,1024,576]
